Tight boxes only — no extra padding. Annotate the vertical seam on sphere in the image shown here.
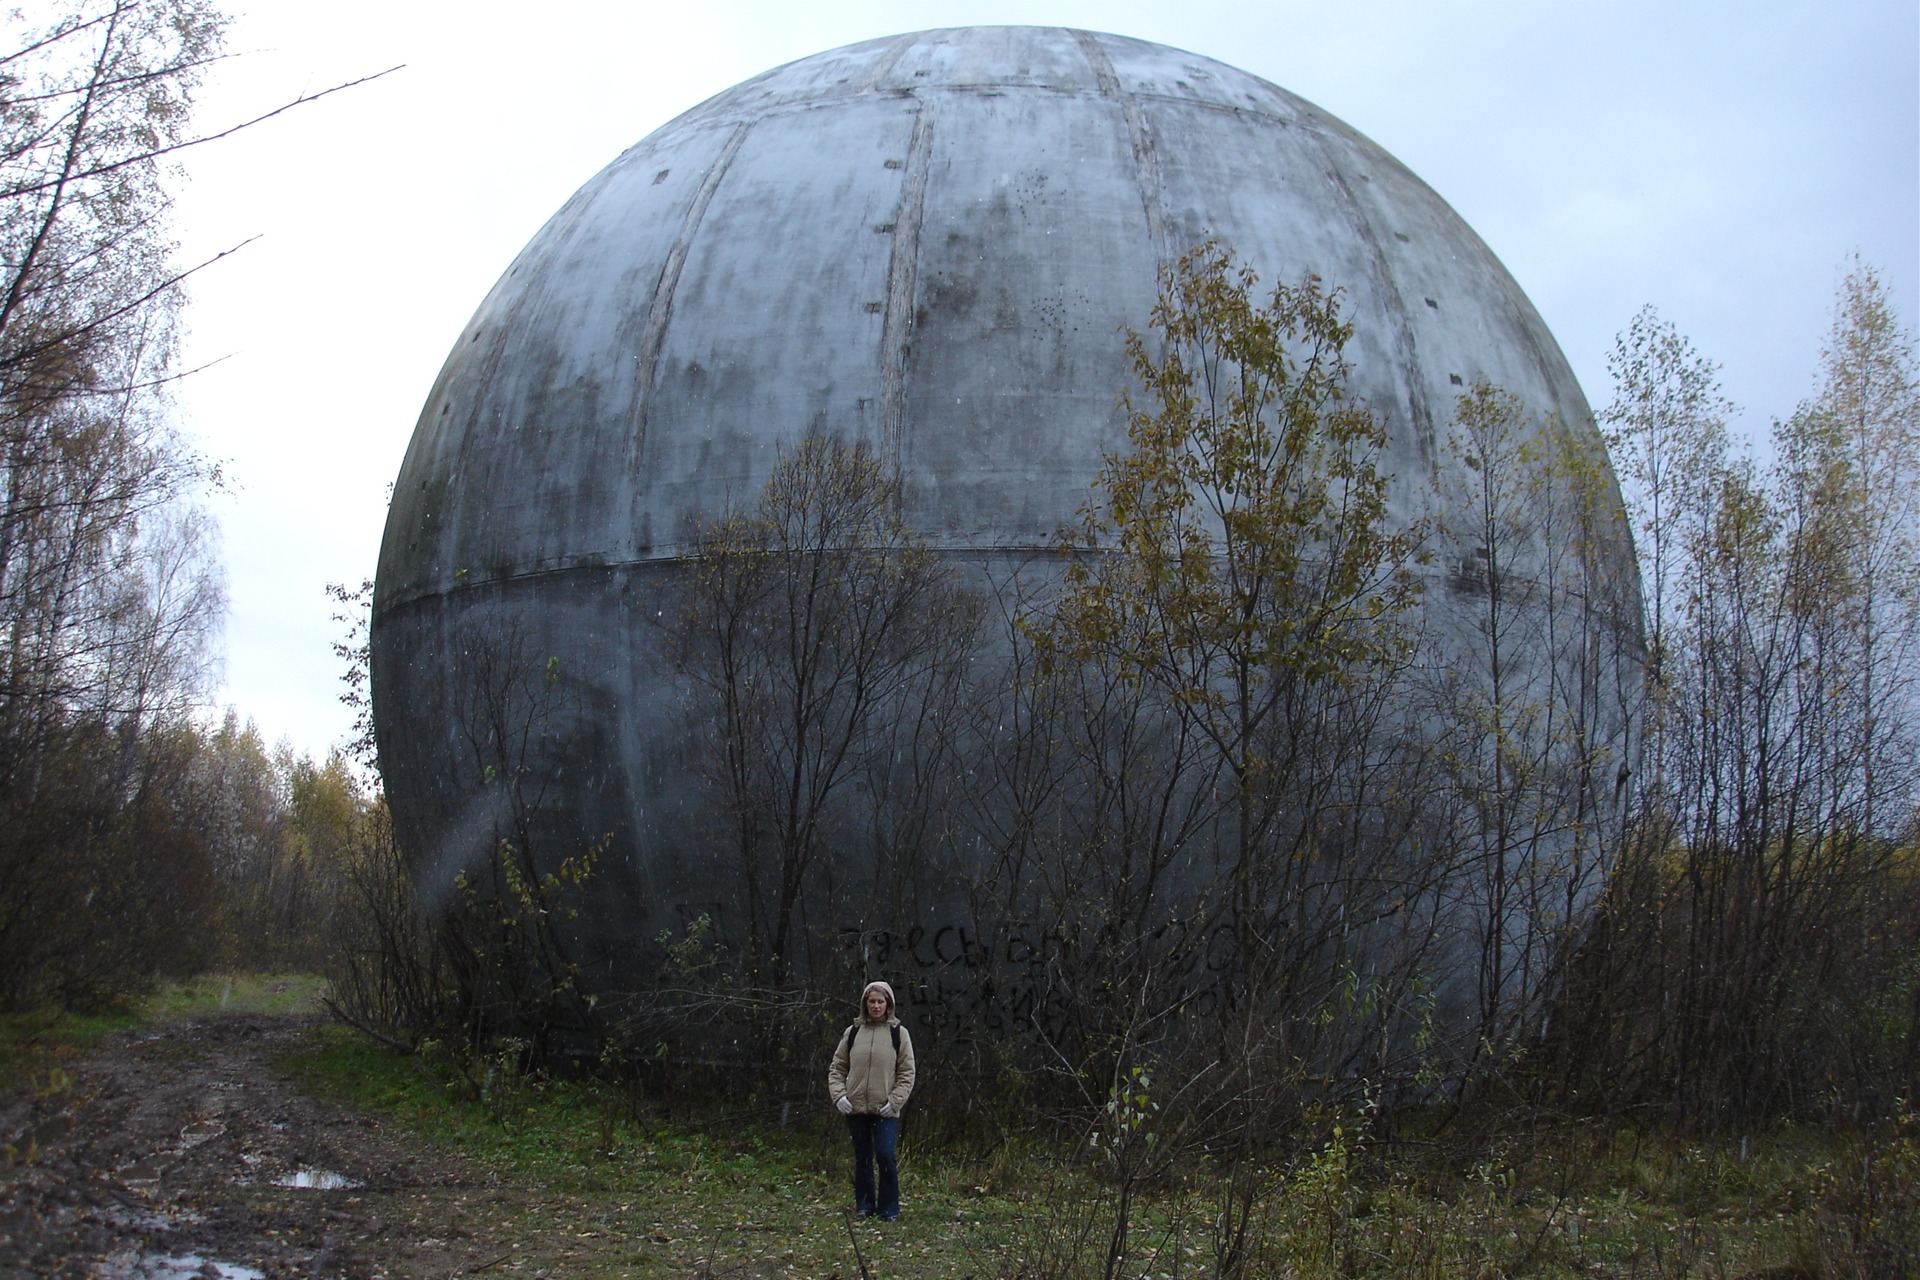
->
[1308,133,1435,479]
[860,32,918,92]
[629,120,753,460]
[880,104,934,481]
[1071,29,1170,266]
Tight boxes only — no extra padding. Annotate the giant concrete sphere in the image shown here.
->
[373,27,1639,993]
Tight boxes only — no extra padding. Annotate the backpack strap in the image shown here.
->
[843,1022,903,1053]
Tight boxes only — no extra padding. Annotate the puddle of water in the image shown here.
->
[100,1203,204,1233]
[95,1252,264,1280]
[178,1121,224,1147]
[119,1157,164,1185]
[272,1168,361,1189]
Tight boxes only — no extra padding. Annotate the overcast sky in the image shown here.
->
[167,0,1918,761]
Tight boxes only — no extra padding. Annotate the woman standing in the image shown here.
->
[826,980,916,1220]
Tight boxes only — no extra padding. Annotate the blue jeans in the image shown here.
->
[847,1114,900,1218]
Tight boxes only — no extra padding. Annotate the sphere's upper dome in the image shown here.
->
[377,25,1595,612]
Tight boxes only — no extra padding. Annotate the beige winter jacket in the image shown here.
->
[827,982,916,1116]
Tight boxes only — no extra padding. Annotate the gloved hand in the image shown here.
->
[879,1100,896,1118]
[836,1095,853,1115]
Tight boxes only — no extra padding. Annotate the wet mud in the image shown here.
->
[0,1014,522,1279]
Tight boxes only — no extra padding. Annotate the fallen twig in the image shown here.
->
[842,1206,874,1280]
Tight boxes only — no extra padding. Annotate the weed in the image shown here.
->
[276,1024,1887,1280]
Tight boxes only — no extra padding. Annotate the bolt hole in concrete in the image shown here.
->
[96,1253,265,1279]
[271,1168,361,1189]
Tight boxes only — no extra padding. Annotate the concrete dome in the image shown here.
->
[372,26,1637,987]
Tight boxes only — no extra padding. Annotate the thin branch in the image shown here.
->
[0,66,404,200]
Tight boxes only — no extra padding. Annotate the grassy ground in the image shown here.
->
[279,1025,1916,1279]
[0,973,325,1089]
[283,1025,1032,1278]
[5,983,1907,1277]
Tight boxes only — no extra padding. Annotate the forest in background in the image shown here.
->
[0,0,384,1009]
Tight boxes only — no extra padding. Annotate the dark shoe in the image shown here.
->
[878,1212,899,1221]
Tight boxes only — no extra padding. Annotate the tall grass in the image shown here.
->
[283,1023,1917,1280]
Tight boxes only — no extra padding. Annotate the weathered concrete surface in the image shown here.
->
[378,27,1592,604]
[371,27,1639,989]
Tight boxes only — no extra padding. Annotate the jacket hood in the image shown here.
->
[861,980,896,1020]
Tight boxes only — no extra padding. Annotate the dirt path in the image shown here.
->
[0,1012,534,1279]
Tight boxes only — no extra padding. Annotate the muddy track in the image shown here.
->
[0,1013,525,1279]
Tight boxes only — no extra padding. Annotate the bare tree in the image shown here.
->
[1431,382,1638,1074]
[672,436,982,981]
[1053,241,1421,987]
[1778,261,1920,839]
[431,624,605,1055]
[1552,267,1920,1123]
[0,2,231,1006]
[1601,307,1734,696]
[0,3,390,1009]
[1024,242,1435,1148]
